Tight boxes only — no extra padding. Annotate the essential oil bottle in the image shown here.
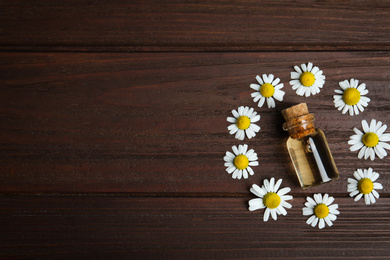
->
[281,103,339,188]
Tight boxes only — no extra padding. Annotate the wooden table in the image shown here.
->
[1,1,390,259]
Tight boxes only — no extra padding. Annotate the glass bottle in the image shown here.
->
[281,103,339,189]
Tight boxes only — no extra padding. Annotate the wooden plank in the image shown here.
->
[1,1,390,51]
[1,52,390,193]
[0,196,389,259]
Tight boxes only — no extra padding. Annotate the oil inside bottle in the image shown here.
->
[286,128,338,188]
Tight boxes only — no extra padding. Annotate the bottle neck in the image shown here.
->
[283,114,315,139]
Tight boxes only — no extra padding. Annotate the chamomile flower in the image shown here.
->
[333,79,370,116]
[250,74,285,108]
[290,62,325,97]
[347,168,383,205]
[227,106,260,140]
[348,119,390,160]
[248,178,293,221]
[303,193,339,229]
[224,144,258,179]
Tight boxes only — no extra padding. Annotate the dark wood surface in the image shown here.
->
[1,1,390,259]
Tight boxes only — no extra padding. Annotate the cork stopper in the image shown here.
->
[281,103,309,122]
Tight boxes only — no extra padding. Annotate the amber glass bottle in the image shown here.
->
[282,103,339,189]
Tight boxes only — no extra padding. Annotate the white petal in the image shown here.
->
[232,169,239,179]
[354,193,363,201]
[277,205,287,216]
[263,208,270,222]
[314,193,322,204]
[258,97,265,108]
[372,189,380,199]
[237,170,242,179]
[364,194,371,205]
[374,146,385,159]
[291,71,300,79]
[349,190,359,197]
[250,83,260,91]
[250,113,260,122]
[247,166,255,176]
[263,179,270,192]
[268,74,274,83]
[272,77,280,86]
[252,92,261,102]
[371,171,380,182]
[311,66,319,75]
[242,169,248,179]
[274,179,282,192]
[379,133,390,142]
[375,121,383,132]
[342,104,349,114]
[324,217,333,227]
[373,182,383,190]
[306,215,316,225]
[255,75,264,85]
[235,130,245,140]
[379,142,390,150]
[226,166,235,174]
[248,198,265,211]
[250,184,265,197]
[358,146,367,159]
[232,145,239,155]
[281,195,293,201]
[266,97,275,108]
[273,90,284,101]
[328,214,337,221]
[306,196,317,207]
[325,196,334,206]
[347,178,358,184]
[270,208,277,220]
[350,142,364,151]
[294,65,302,74]
[303,207,314,216]
[281,201,292,209]
[357,82,366,92]
[369,193,376,204]
[248,161,259,166]
[305,88,311,97]
[301,63,307,72]
[354,127,363,136]
[370,119,377,132]
[368,148,375,160]
[319,218,325,229]
[269,178,275,192]
[322,194,329,205]
[249,124,260,133]
[243,106,249,116]
[238,106,244,116]
[362,120,370,133]
[277,187,291,196]
[311,217,319,227]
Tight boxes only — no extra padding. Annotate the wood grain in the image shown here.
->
[1,1,390,258]
[1,0,390,51]
[1,51,390,194]
[0,196,389,259]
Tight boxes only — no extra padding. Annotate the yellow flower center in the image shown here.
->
[263,192,281,209]
[236,116,250,130]
[300,72,315,87]
[343,88,361,106]
[358,178,374,195]
[234,155,249,170]
[362,132,379,148]
[314,203,329,219]
[260,83,275,98]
